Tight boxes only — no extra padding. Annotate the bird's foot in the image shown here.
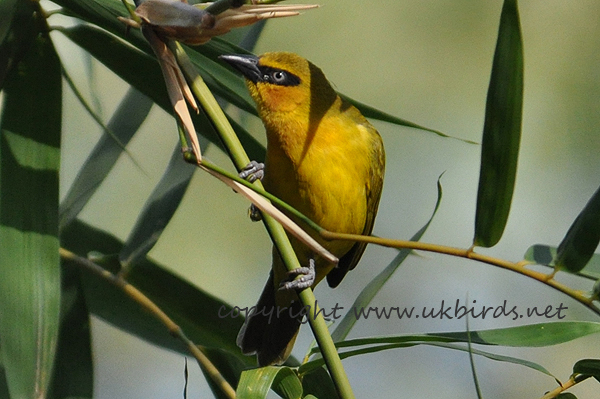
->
[239,160,264,183]
[279,258,316,291]
[239,161,265,221]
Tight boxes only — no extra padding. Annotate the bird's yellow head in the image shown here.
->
[220,52,337,118]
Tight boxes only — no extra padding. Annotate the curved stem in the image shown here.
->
[183,125,599,319]
[59,248,236,399]
[539,375,588,399]
[319,231,599,315]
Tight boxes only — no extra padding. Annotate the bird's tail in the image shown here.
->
[236,271,303,366]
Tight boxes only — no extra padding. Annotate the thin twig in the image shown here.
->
[319,231,600,316]
[59,248,236,399]
[539,376,579,399]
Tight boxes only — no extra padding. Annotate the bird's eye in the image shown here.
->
[259,67,300,86]
[271,71,287,83]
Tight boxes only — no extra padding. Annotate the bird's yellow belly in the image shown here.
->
[265,147,368,262]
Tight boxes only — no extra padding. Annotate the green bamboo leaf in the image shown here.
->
[473,0,523,248]
[0,0,18,45]
[58,24,266,161]
[573,359,600,383]
[556,394,578,399]
[432,321,600,347]
[53,0,131,36]
[303,322,600,376]
[184,44,257,114]
[119,144,198,268]
[238,20,266,51]
[523,244,556,266]
[301,341,553,378]
[0,368,8,398]
[49,268,93,399]
[55,0,453,142]
[301,367,338,399]
[554,185,600,274]
[272,368,303,399]
[237,367,302,399]
[524,244,600,280]
[57,25,167,106]
[331,176,443,342]
[59,87,153,229]
[433,341,554,377]
[466,325,483,399]
[330,321,600,351]
[55,0,260,115]
[0,31,62,399]
[0,0,35,90]
[199,348,246,399]
[60,220,252,364]
[340,94,471,143]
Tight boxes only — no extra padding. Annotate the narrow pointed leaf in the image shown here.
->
[306,322,600,377]
[524,244,600,280]
[0,0,18,45]
[120,144,198,267]
[49,268,93,399]
[431,322,600,347]
[183,43,257,114]
[301,340,553,378]
[238,20,266,51]
[60,220,252,364]
[55,0,448,143]
[331,177,443,342]
[0,369,8,399]
[59,24,266,161]
[573,359,600,383]
[473,0,523,247]
[0,32,62,399]
[0,0,35,90]
[199,348,246,399]
[59,87,153,229]
[301,366,339,399]
[340,94,469,142]
[331,321,598,353]
[237,367,302,399]
[523,244,556,266]
[553,185,600,273]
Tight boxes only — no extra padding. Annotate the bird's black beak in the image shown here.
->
[219,54,262,83]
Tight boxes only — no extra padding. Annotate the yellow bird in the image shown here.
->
[220,52,385,366]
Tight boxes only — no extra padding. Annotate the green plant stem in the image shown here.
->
[59,248,236,399]
[119,0,139,23]
[173,43,356,399]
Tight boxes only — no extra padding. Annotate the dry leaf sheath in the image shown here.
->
[134,0,318,45]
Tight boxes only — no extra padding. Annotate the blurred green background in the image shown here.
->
[51,0,600,397]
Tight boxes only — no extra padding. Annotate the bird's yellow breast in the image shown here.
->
[262,96,375,261]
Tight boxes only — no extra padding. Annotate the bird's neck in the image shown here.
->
[261,94,341,165]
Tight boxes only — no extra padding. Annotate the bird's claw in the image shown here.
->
[239,160,264,183]
[239,161,265,221]
[279,259,316,291]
